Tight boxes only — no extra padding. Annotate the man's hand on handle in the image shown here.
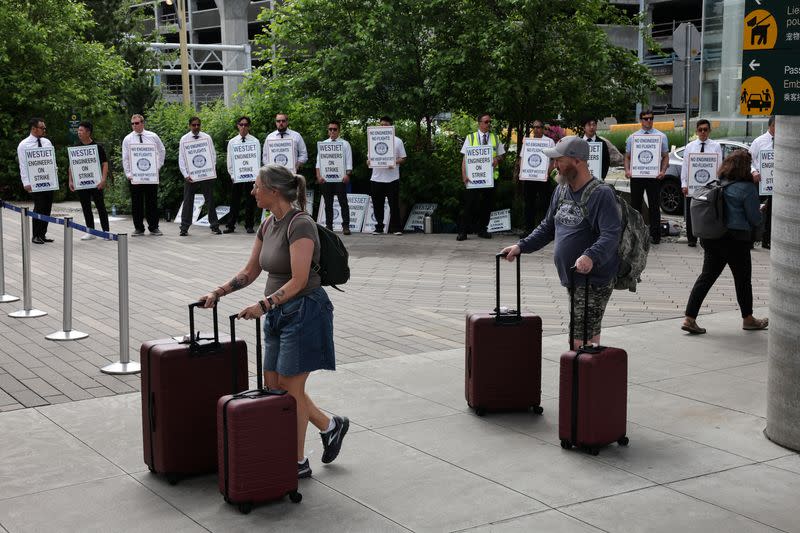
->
[500,245,521,262]
[574,254,593,274]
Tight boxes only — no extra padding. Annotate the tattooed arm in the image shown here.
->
[199,233,265,308]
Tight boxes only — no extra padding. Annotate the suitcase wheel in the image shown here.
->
[237,502,253,515]
[288,490,302,504]
[147,466,155,474]
[586,447,600,456]
[474,408,486,417]
[532,405,544,415]
[560,439,572,450]
[166,473,180,486]
[617,436,630,446]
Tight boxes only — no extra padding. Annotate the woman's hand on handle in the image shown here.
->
[198,292,219,309]
[238,302,265,320]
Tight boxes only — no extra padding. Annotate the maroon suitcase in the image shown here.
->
[218,315,301,514]
[141,302,248,484]
[465,253,543,416]
[559,270,629,455]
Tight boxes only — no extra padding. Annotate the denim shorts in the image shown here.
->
[263,286,336,376]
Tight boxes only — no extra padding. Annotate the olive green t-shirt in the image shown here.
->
[257,209,321,297]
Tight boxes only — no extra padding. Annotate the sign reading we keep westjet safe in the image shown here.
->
[740,0,800,116]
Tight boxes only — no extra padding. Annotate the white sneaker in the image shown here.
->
[81,234,96,241]
[371,230,383,235]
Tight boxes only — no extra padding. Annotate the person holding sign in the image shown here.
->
[520,120,555,234]
[457,113,504,241]
[68,121,109,240]
[178,117,221,236]
[263,113,308,172]
[224,116,260,234]
[581,118,610,181]
[17,117,57,244]
[624,109,669,244]
[316,120,353,235]
[122,114,165,236]
[680,119,722,247]
[368,116,407,235]
[501,136,621,348]
[749,115,775,249]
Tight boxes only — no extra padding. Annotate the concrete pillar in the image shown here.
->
[766,115,800,452]
[216,0,251,106]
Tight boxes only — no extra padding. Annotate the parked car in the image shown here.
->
[660,139,751,215]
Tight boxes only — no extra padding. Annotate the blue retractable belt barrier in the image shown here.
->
[26,211,64,225]
[1,201,23,213]
[66,220,118,241]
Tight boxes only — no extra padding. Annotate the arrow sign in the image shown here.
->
[749,59,761,71]
[755,0,761,4]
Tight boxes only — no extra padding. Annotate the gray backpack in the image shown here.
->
[558,179,650,292]
[690,180,730,239]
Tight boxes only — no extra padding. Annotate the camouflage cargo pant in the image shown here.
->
[568,281,614,342]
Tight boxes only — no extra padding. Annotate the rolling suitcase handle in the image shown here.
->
[494,252,521,325]
[568,266,590,350]
[228,314,287,397]
[188,301,220,354]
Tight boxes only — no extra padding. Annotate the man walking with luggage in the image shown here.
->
[624,110,669,244]
[122,114,165,236]
[178,116,221,236]
[501,136,621,348]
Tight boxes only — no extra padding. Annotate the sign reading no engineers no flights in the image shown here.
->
[740,0,800,115]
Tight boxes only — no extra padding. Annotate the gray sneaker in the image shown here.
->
[297,458,312,479]
[320,415,349,464]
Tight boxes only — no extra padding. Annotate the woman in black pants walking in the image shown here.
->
[682,150,768,334]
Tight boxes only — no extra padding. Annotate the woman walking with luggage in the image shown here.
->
[682,150,768,334]
[201,164,348,479]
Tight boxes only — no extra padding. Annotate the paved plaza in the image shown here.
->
[0,201,796,532]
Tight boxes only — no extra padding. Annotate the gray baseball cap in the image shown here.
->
[543,135,590,161]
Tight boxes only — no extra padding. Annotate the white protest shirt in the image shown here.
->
[315,137,353,171]
[17,134,54,188]
[680,138,722,188]
[749,131,774,175]
[624,128,669,155]
[226,133,260,178]
[263,129,308,167]
[371,136,407,183]
[178,131,216,179]
[122,129,166,178]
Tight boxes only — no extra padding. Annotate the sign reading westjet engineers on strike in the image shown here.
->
[465,145,494,188]
[317,141,346,182]
[519,138,551,181]
[630,135,661,177]
[687,152,720,197]
[129,144,159,184]
[266,138,296,170]
[24,147,59,191]
[67,145,102,190]
[588,142,603,180]
[759,149,775,195]
[367,126,395,168]
[231,138,260,183]
[181,137,216,181]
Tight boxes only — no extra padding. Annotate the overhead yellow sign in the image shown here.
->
[739,76,775,115]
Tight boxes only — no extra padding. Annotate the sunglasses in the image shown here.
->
[131,121,142,125]
[641,116,654,121]
[237,122,250,127]
[696,127,709,132]
[328,127,339,131]
[190,123,201,127]
[276,119,288,123]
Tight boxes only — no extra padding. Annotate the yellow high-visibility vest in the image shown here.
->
[468,131,500,180]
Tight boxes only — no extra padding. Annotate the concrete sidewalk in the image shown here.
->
[0,203,794,532]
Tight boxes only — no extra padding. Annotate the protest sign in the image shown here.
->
[403,203,437,232]
[759,149,774,196]
[487,209,511,233]
[231,138,260,183]
[687,152,720,197]
[519,138,551,181]
[587,141,603,180]
[317,194,369,233]
[129,144,159,184]
[266,138,296,170]
[630,135,662,177]
[24,147,59,192]
[465,145,494,189]
[68,145,102,190]
[181,137,216,181]
[317,141,346,182]
[363,198,391,233]
[367,126,396,168]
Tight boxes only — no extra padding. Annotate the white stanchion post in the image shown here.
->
[101,233,140,374]
[46,217,88,341]
[0,206,20,303]
[9,208,46,318]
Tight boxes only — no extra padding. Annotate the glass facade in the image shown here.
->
[700,0,769,138]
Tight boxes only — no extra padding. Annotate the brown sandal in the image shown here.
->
[743,317,769,330]
[681,319,706,335]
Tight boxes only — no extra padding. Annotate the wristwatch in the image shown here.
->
[267,296,275,309]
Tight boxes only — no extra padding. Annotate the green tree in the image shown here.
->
[0,0,130,197]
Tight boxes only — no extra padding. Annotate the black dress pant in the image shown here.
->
[321,182,349,230]
[129,182,159,232]
[523,180,551,233]
[761,196,772,246]
[685,196,695,244]
[180,180,218,231]
[630,178,661,241]
[370,180,401,233]
[77,188,109,231]
[31,190,54,239]
[227,181,257,230]
[685,237,753,319]
[458,186,493,235]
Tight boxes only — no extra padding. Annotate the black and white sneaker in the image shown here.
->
[320,415,349,464]
[298,458,312,479]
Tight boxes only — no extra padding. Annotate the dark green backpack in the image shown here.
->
[288,212,350,291]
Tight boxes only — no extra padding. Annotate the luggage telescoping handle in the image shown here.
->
[188,301,220,346]
[495,252,521,323]
[229,314,263,391]
[568,266,591,349]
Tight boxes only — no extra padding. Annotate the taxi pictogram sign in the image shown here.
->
[743,9,778,49]
[740,76,775,115]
